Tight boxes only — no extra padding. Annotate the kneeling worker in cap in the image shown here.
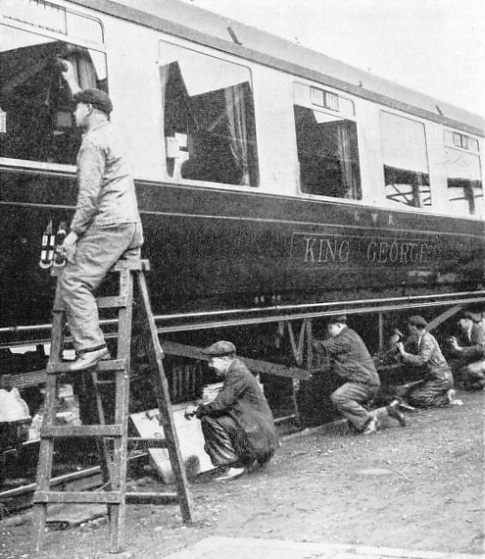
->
[312,316,406,435]
[184,341,278,481]
[396,316,454,407]
[55,61,143,371]
[447,311,485,391]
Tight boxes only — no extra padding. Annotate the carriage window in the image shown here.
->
[0,23,107,164]
[159,41,259,186]
[445,131,483,216]
[293,84,361,199]
[380,112,431,208]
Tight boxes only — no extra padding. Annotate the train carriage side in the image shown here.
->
[0,0,484,431]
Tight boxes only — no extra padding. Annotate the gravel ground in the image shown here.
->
[1,389,483,559]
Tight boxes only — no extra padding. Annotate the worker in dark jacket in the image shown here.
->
[448,312,485,391]
[312,316,406,435]
[185,341,278,481]
[397,315,454,407]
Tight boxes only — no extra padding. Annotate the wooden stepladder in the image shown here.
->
[32,258,193,553]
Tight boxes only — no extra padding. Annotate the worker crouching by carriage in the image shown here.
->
[396,316,455,408]
[184,341,278,482]
[312,316,406,435]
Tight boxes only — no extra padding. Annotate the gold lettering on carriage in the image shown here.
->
[304,238,350,263]
[295,233,433,266]
[366,240,430,264]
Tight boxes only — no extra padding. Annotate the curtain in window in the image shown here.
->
[337,123,354,199]
[224,83,250,186]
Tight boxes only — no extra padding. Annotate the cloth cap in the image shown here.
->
[202,340,236,357]
[73,88,113,115]
[327,315,347,325]
[407,315,427,328]
[456,311,476,322]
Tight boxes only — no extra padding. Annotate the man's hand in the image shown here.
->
[62,231,79,263]
[184,404,198,420]
[448,336,461,352]
[57,58,81,94]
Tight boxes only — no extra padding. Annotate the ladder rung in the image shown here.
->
[111,259,150,272]
[96,296,127,309]
[34,491,121,504]
[126,492,178,505]
[98,359,127,372]
[47,358,126,374]
[42,425,124,438]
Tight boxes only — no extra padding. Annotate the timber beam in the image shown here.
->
[161,341,312,381]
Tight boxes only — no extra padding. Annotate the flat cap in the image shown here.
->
[327,315,347,324]
[456,311,476,322]
[202,340,236,357]
[407,315,427,328]
[73,88,113,115]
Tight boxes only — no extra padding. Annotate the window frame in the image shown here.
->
[0,4,107,171]
[379,110,432,210]
[292,81,362,202]
[157,38,260,189]
[444,128,483,217]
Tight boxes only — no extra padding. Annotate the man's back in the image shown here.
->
[314,327,380,386]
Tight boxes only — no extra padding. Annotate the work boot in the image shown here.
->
[362,417,378,435]
[215,466,245,482]
[68,347,110,372]
[387,400,406,427]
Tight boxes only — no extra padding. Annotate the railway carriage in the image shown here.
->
[1,0,484,437]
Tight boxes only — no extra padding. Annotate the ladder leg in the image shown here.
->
[32,371,58,551]
[32,298,64,551]
[90,371,114,486]
[108,267,133,552]
[136,272,193,523]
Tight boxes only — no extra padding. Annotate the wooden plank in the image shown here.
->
[0,370,47,389]
[46,358,124,374]
[96,296,127,309]
[162,341,312,381]
[126,492,178,505]
[97,358,126,372]
[34,491,121,504]
[43,425,123,438]
[128,437,168,448]
[425,305,465,332]
[136,272,194,524]
[112,259,149,271]
[46,504,106,528]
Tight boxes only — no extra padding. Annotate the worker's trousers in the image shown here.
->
[57,222,143,353]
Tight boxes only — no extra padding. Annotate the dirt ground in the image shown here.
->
[1,389,483,559]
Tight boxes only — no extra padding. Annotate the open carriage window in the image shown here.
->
[444,131,483,216]
[0,12,107,165]
[159,41,259,186]
[293,84,362,200]
[380,111,431,208]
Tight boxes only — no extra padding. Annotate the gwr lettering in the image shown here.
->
[367,241,430,263]
[304,237,350,263]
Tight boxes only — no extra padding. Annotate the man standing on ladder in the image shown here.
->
[57,61,143,371]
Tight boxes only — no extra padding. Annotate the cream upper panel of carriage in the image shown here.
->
[1,0,483,221]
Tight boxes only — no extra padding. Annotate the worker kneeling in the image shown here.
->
[312,316,406,435]
[184,341,278,482]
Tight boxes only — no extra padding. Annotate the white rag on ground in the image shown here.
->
[0,387,31,422]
